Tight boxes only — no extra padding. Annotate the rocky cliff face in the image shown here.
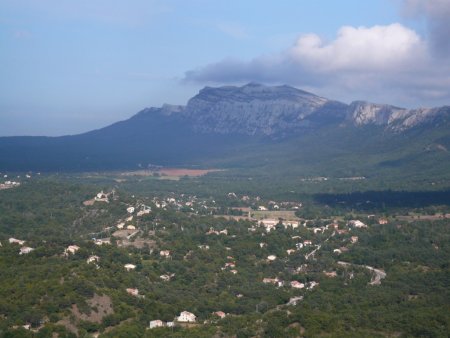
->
[346,101,450,131]
[138,83,449,137]
[182,83,334,135]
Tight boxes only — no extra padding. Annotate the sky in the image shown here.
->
[1,0,449,136]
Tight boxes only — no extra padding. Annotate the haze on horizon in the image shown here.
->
[1,0,449,137]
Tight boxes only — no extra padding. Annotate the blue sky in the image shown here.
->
[1,0,449,136]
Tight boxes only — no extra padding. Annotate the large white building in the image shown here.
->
[177,311,196,323]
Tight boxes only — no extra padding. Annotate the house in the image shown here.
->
[307,281,319,290]
[177,311,196,323]
[126,288,139,296]
[324,271,337,278]
[116,222,125,229]
[350,236,359,243]
[290,281,305,289]
[214,311,226,319]
[287,296,303,306]
[333,248,342,254]
[198,245,210,250]
[286,249,296,255]
[126,206,135,214]
[347,220,367,228]
[263,277,283,287]
[222,261,236,271]
[303,240,313,246]
[230,269,238,274]
[283,221,299,229]
[378,218,388,225]
[149,320,164,329]
[260,219,278,232]
[124,263,136,271]
[336,229,349,235]
[94,238,111,245]
[9,238,25,245]
[219,229,228,235]
[207,227,219,235]
[87,255,100,264]
[95,191,109,202]
[19,246,34,255]
[263,278,278,284]
[295,242,304,249]
[258,206,268,211]
[137,210,148,217]
[267,255,277,261]
[259,242,267,248]
[126,216,133,222]
[160,273,175,282]
[65,245,80,255]
[126,225,136,230]
[160,250,171,258]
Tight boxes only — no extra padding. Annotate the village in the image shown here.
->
[1,186,391,335]
[0,173,447,337]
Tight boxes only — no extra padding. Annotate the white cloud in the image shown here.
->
[290,24,426,72]
[185,22,450,107]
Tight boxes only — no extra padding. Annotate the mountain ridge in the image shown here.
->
[0,83,449,175]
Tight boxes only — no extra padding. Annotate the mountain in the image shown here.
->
[0,83,449,178]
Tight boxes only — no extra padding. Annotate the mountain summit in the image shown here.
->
[0,83,449,173]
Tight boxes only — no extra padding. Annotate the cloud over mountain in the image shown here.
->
[185,16,450,107]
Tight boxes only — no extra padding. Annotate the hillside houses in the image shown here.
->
[160,250,171,258]
[126,288,139,297]
[347,220,367,228]
[9,238,25,245]
[177,311,196,323]
[124,263,136,271]
[64,245,80,256]
[19,246,34,255]
[87,255,100,264]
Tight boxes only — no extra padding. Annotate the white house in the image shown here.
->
[87,255,100,264]
[9,238,25,245]
[177,311,196,323]
[260,219,278,232]
[283,221,299,229]
[159,273,175,282]
[65,245,80,255]
[149,320,164,329]
[290,281,305,289]
[126,288,139,296]
[19,246,34,255]
[126,206,135,214]
[160,250,171,258]
[347,220,367,228]
[267,255,277,261]
[124,263,136,271]
[214,311,226,319]
[94,238,111,245]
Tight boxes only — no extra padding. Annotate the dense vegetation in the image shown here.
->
[0,176,449,337]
